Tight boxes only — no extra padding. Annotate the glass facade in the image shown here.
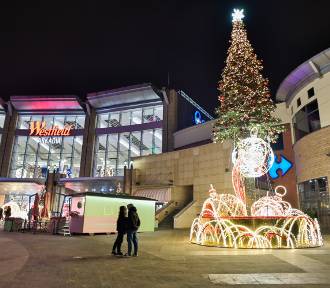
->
[0,111,5,145]
[10,114,85,178]
[94,105,163,176]
[293,99,320,142]
[96,105,163,128]
[17,114,85,129]
[298,177,330,227]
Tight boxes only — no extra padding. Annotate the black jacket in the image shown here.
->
[116,216,128,234]
[127,207,141,231]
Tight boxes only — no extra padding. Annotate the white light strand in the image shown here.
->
[190,185,323,248]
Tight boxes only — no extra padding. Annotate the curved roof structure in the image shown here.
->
[276,48,330,104]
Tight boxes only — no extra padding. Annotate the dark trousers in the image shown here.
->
[127,230,138,256]
[112,232,124,253]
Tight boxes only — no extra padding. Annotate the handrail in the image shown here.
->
[173,200,196,219]
[156,200,174,215]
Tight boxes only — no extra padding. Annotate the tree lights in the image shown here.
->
[213,8,284,143]
[190,9,323,249]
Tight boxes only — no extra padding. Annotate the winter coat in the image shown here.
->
[116,216,128,234]
[127,207,141,231]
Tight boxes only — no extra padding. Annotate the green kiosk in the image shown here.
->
[68,193,156,234]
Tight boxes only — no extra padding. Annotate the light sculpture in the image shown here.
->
[232,128,274,178]
[190,129,323,249]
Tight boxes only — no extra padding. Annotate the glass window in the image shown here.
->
[293,100,320,142]
[76,116,85,129]
[53,116,65,127]
[154,106,163,121]
[18,116,31,129]
[143,107,154,123]
[271,133,284,151]
[297,98,301,107]
[307,87,315,98]
[298,177,329,227]
[154,129,162,154]
[130,131,142,157]
[93,105,163,177]
[120,111,131,126]
[141,129,153,155]
[131,109,142,125]
[10,135,82,178]
[0,113,5,128]
[109,113,120,127]
[98,114,109,128]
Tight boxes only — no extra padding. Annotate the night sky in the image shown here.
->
[1,1,330,115]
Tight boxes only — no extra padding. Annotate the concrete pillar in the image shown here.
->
[0,106,18,177]
[79,104,96,177]
[162,89,178,152]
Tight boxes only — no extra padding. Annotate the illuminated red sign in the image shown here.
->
[29,121,73,137]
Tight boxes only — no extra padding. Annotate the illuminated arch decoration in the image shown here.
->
[190,128,323,249]
[190,185,323,249]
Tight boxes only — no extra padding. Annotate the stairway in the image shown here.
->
[158,209,181,229]
[58,219,71,236]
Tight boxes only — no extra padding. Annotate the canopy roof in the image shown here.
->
[276,48,330,105]
[87,83,162,110]
[10,95,83,112]
[0,178,45,195]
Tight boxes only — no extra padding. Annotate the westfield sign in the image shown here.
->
[29,121,74,143]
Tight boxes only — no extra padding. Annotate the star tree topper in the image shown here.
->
[232,9,244,22]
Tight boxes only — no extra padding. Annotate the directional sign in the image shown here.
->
[269,154,293,179]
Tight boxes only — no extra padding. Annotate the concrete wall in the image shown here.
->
[134,140,235,226]
[293,125,330,184]
[287,71,330,140]
[173,120,214,150]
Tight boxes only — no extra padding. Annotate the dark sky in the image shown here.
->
[1,0,330,115]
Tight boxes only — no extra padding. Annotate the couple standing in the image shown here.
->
[112,204,140,257]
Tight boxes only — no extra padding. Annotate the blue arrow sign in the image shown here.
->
[269,154,293,179]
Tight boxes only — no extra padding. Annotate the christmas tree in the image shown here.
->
[213,9,284,143]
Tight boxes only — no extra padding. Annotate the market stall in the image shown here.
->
[68,192,156,234]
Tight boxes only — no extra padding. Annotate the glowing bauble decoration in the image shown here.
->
[232,128,274,178]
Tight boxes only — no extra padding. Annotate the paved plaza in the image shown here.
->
[0,229,330,288]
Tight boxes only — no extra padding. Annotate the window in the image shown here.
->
[298,177,329,225]
[297,98,301,107]
[10,135,83,178]
[271,133,284,151]
[94,105,163,177]
[291,106,293,115]
[0,112,5,128]
[17,114,85,129]
[11,114,85,178]
[307,87,315,98]
[293,99,320,142]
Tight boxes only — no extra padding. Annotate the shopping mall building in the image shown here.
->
[0,84,212,218]
[1,48,329,231]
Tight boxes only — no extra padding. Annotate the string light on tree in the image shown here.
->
[213,8,284,143]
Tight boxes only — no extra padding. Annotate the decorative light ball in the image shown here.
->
[232,128,274,178]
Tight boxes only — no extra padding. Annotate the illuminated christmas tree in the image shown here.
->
[213,9,284,143]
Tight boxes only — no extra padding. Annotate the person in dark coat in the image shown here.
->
[112,206,128,255]
[0,207,3,220]
[4,206,11,219]
[126,204,140,257]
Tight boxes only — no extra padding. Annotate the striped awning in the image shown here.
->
[133,188,171,203]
